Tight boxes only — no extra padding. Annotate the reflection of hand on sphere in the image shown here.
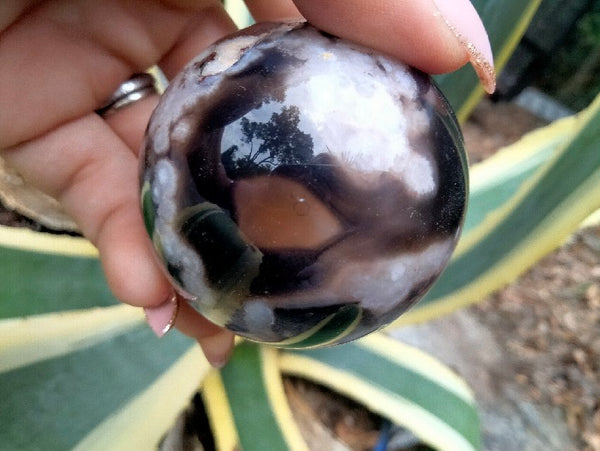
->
[141,22,468,347]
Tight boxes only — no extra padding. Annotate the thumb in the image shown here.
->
[292,0,495,93]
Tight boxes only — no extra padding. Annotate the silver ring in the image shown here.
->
[95,73,158,117]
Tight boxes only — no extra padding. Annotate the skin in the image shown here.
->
[0,0,491,367]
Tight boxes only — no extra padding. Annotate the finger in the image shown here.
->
[145,293,234,368]
[101,8,237,151]
[3,114,172,308]
[244,0,302,21]
[105,7,236,148]
[173,300,224,340]
[292,0,495,92]
[199,330,235,369]
[103,7,237,152]
[158,5,237,79]
[0,0,39,31]
[0,0,224,150]
[103,95,160,153]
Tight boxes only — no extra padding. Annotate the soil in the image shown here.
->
[2,99,598,450]
[473,223,600,450]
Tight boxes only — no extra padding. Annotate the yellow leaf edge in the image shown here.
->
[278,352,477,451]
[202,370,241,451]
[468,114,575,191]
[203,345,310,451]
[359,333,475,404]
[262,346,310,451]
[0,224,97,257]
[0,304,144,374]
[73,346,208,451]
[455,113,578,258]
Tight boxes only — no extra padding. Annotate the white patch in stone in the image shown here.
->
[150,123,170,156]
[151,159,216,309]
[243,300,275,331]
[147,81,203,157]
[170,118,192,146]
[258,29,437,196]
[201,35,262,76]
[159,219,217,310]
[333,238,455,313]
[152,159,176,212]
[393,151,436,195]
[389,262,406,282]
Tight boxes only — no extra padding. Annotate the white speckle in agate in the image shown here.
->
[153,159,173,188]
[140,22,468,347]
[201,35,263,76]
[335,238,455,313]
[151,160,215,305]
[170,119,192,146]
[244,300,275,329]
[147,88,198,156]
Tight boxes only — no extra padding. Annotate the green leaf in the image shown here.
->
[396,93,600,325]
[462,115,575,236]
[436,0,542,121]
[282,333,481,451]
[73,346,208,451]
[206,342,308,451]
[0,226,114,318]
[0,226,197,449]
[0,304,143,373]
[0,326,193,450]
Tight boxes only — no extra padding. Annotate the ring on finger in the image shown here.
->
[95,73,158,117]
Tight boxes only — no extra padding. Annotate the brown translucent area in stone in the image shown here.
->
[233,175,342,250]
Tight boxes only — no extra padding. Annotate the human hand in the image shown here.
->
[0,0,494,368]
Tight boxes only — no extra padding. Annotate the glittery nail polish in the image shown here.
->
[144,292,179,338]
[432,0,496,93]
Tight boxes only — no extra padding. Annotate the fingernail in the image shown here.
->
[432,0,496,93]
[200,331,235,369]
[144,292,179,338]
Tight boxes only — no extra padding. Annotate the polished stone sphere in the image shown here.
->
[140,21,468,348]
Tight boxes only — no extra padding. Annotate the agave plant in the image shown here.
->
[2,0,599,449]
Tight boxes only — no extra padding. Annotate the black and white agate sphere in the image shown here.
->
[140,22,468,348]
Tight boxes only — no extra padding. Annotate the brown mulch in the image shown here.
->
[474,227,600,451]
